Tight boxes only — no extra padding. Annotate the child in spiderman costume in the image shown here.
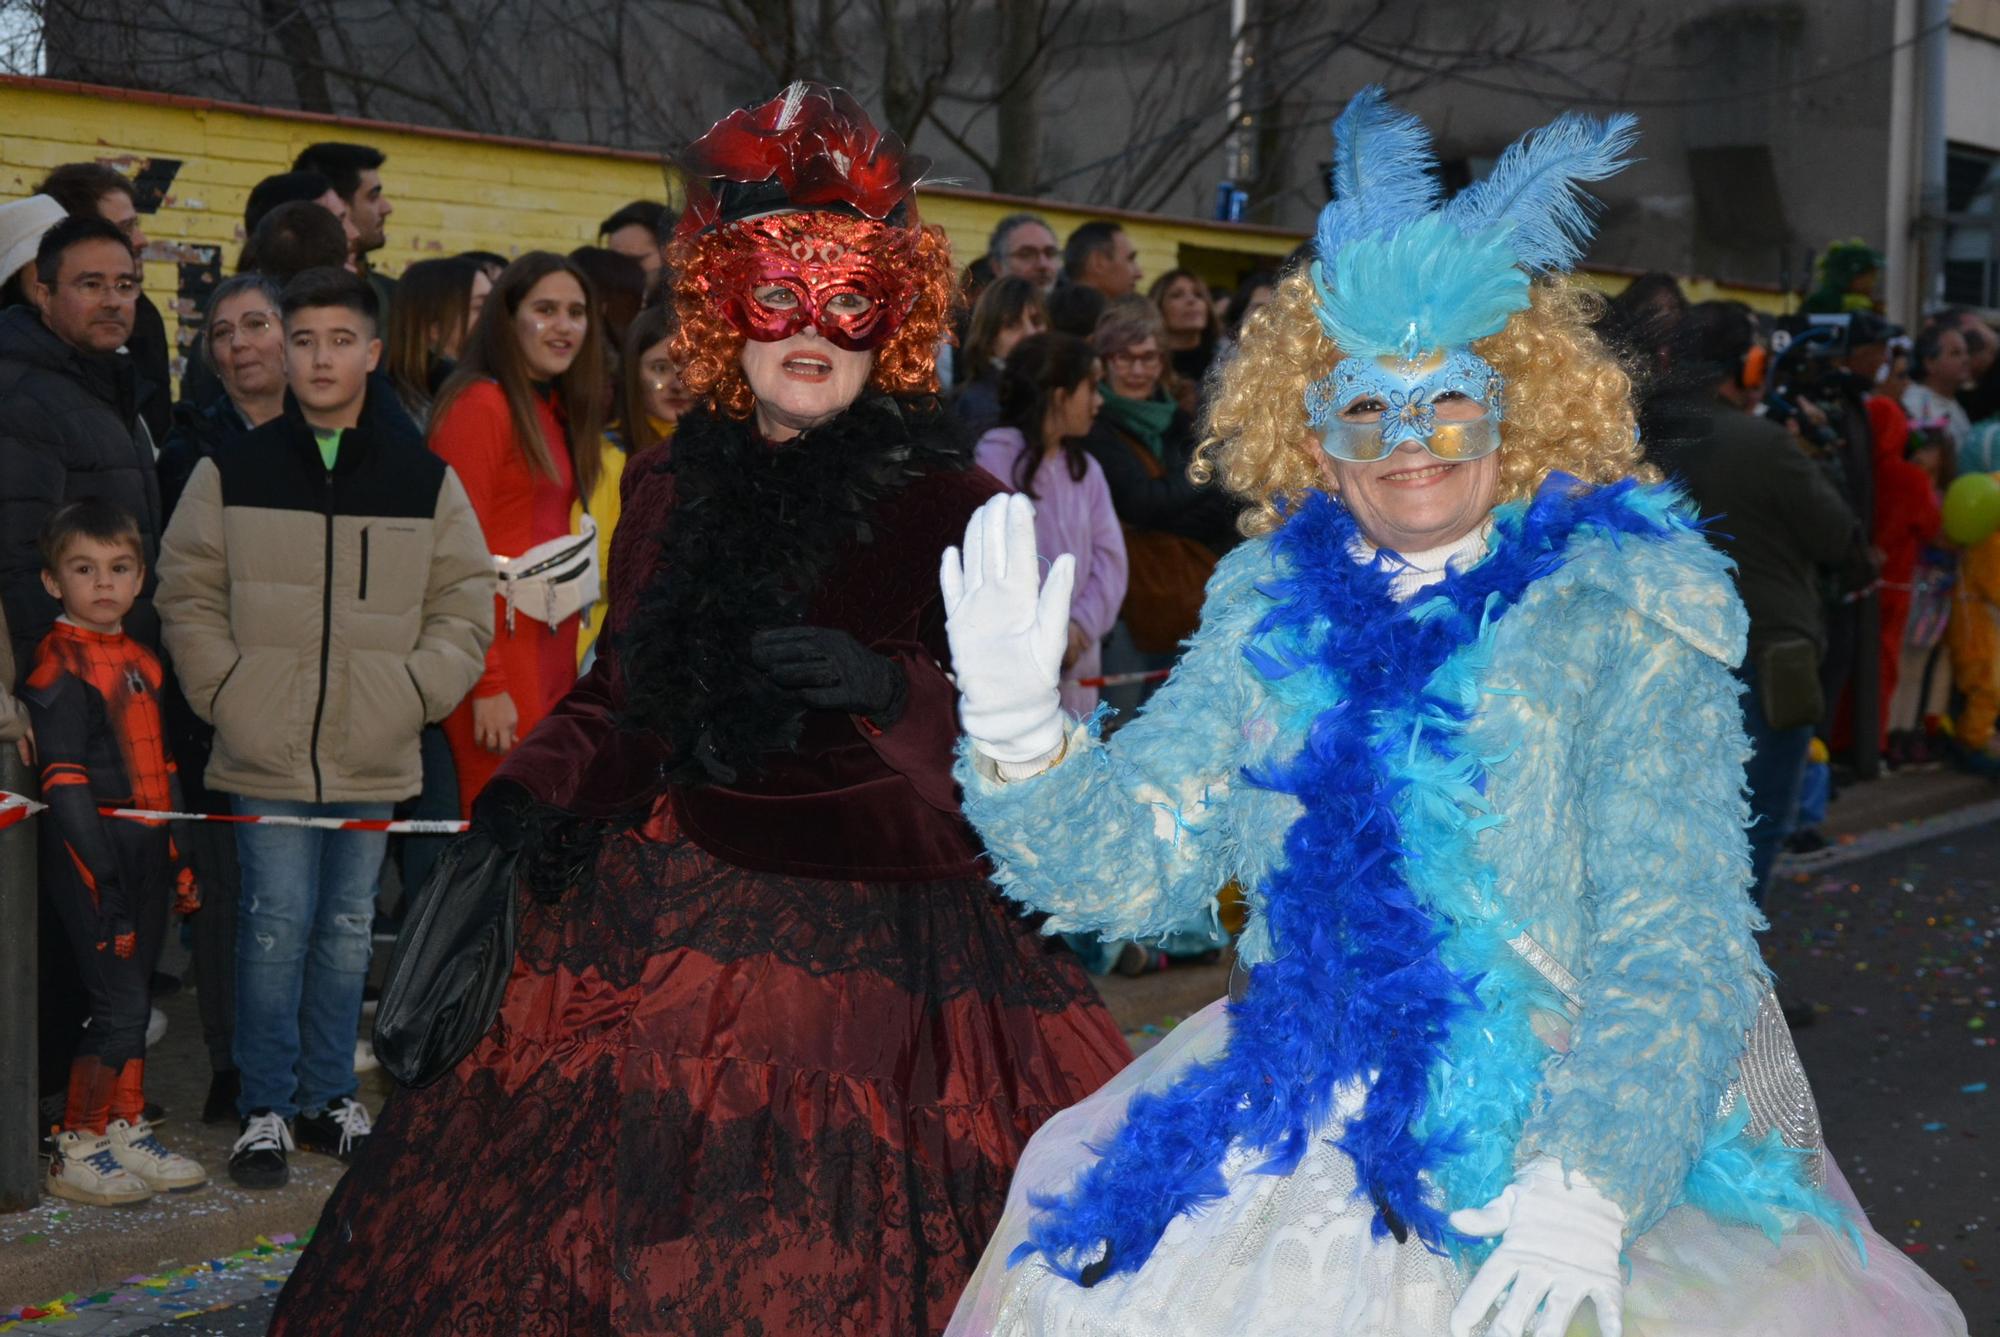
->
[25,500,207,1206]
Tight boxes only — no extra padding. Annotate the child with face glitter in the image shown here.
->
[940,90,1969,1337]
[272,85,1126,1336]
[427,252,611,815]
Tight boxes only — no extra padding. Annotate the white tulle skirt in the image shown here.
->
[947,998,1969,1337]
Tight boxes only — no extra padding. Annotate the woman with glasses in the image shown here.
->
[942,91,1967,1337]
[154,273,291,1128]
[1070,304,1237,968]
[1080,305,1240,712]
[158,276,287,519]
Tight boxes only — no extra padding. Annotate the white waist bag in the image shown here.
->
[495,513,599,633]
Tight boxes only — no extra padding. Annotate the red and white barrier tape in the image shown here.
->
[1070,668,1173,689]
[0,791,467,834]
[0,675,1189,830]
[0,791,36,832]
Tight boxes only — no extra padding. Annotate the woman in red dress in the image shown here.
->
[270,84,1129,1335]
[429,253,610,814]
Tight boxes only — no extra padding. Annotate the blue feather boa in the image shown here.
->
[1015,472,1686,1284]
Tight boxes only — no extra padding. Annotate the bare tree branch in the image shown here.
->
[31,0,1668,229]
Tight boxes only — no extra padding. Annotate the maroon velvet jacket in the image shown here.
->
[494,438,1003,882]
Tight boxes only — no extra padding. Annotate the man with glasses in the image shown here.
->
[0,215,166,673]
[35,163,174,445]
[988,213,1063,294]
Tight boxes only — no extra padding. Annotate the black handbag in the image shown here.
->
[373,831,520,1087]
[1756,637,1826,733]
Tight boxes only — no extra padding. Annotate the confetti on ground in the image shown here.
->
[0,1232,308,1332]
[1763,807,1999,1324]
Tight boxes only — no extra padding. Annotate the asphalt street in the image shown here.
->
[10,816,1997,1335]
[1761,814,2000,1330]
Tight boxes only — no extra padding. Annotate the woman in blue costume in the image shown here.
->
[939,91,1970,1337]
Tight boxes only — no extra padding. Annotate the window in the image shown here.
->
[1944,145,1999,308]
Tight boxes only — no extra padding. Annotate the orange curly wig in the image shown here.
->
[669,211,955,420]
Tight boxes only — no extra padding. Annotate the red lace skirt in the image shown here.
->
[271,808,1130,1335]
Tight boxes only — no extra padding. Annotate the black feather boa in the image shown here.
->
[617,394,970,787]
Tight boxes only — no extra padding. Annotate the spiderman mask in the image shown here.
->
[711,213,917,352]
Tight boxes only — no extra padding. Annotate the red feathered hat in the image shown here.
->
[676,82,929,237]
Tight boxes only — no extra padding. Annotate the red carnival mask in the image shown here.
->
[705,213,917,353]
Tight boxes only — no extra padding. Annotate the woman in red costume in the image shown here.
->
[270,83,1130,1335]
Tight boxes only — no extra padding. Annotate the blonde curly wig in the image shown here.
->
[1195,270,1650,535]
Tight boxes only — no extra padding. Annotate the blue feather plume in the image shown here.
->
[1312,212,1528,356]
[1443,110,1640,272]
[1315,86,1443,263]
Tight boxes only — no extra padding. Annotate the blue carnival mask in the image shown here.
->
[1307,343,1506,463]
[1298,88,1636,449]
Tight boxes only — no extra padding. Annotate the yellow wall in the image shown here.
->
[1,79,672,374]
[1,75,1788,378]
[0,76,1305,374]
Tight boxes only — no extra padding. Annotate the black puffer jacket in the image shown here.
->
[0,305,164,678]
[158,394,254,523]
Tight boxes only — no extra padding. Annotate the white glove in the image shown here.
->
[939,493,1075,769]
[1448,1157,1626,1337]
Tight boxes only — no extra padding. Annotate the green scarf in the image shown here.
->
[1099,384,1176,459]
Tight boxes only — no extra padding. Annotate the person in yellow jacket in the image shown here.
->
[574,303,691,666]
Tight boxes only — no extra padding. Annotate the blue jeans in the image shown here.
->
[1739,673,1813,909]
[232,797,391,1119]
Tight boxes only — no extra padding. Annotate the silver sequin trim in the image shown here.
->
[1506,931,1825,1187]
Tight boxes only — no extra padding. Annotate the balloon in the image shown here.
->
[1942,471,2000,546]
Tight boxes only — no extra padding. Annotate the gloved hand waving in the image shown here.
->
[1449,1157,1625,1337]
[939,494,1074,771]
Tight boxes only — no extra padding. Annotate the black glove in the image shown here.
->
[749,626,908,726]
[470,778,535,855]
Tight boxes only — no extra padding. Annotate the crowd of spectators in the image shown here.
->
[1602,255,2000,933]
[0,147,690,1202]
[5,145,1998,1205]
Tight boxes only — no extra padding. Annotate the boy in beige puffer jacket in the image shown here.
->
[157,268,492,1190]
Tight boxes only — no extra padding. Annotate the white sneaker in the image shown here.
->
[107,1117,208,1192]
[48,1129,154,1206]
[146,1006,168,1047]
[353,1038,379,1074]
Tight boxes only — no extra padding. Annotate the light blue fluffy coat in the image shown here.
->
[959,489,1792,1240]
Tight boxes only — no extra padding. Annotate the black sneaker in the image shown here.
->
[229,1110,293,1188]
[294,1097,372,1165]
[203,1070,241,1126]
[1784,827,1829,855]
